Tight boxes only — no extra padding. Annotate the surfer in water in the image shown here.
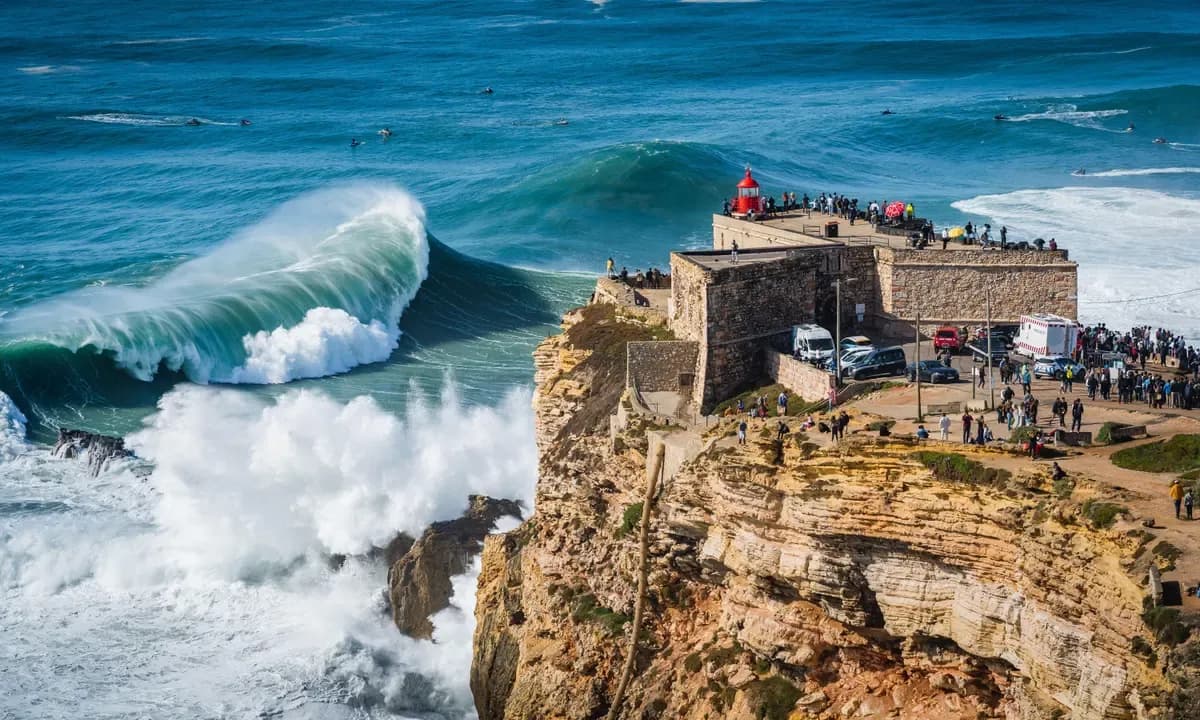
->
[993,114,1008,121]
[1154,137,1168,144]
[1073,168,1086,176]
[377,127,393,139]
[185,118,202,126]
[1126,122,1135,132]
[881,109,894,116]
[239,118,252,126]
[481,86,494,95]
[350,138,362,148]
[554,118,568,126]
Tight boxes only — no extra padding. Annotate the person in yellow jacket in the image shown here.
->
[1170,479,1184,519]
[905,202,915,220]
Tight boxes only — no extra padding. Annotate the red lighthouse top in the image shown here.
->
[732,167,762,215]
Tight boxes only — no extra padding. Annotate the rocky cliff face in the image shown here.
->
[471,307,1196,720]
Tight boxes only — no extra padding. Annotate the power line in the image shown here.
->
[1085,286,1200,304]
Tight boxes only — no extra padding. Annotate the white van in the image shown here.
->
[1013,314,1079,358]
[791,324,835,363]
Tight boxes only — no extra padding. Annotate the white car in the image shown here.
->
[1032,356,1086,380]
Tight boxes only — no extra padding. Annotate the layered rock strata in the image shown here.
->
[472,306,1195,720]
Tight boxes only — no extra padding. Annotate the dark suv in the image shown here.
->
[843,346,906,380]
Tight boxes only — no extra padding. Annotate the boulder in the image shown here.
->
[53,429,132,476]
[389,495,522,639]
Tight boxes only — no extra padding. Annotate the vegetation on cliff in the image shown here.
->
[1111,434,1200,473]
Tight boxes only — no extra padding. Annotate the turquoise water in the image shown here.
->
[1,1,1199,718]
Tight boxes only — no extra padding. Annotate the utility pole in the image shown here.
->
[915,308,923,422]
[986,288,995,409]
[834,279,841,388]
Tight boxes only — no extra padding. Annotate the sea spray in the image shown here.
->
[0,381,534,718]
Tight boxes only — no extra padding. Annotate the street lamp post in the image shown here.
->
[987,287,995,409]
[833,277,856,387]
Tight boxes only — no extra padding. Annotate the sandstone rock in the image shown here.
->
[389,494,521,639]
[727,665,756,689]
[840,698,860,717]
[797,690,829,711]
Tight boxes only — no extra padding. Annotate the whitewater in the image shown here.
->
[2,1,1199,718]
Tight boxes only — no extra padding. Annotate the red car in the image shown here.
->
[933,326,964,353]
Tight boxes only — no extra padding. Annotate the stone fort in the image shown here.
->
[608,210,1078,415]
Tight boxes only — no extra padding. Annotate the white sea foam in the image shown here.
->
[1087,167,1200,177]
[65,112,236,126]
[230,307,398,384]
[2,185,429,385]
[0,381,534,718]
[18,65,81,75]
[953,187,1200,339]
[0,391,27,460]
[1006,104,1127,132]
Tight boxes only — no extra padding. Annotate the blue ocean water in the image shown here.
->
[1,1,1198,718]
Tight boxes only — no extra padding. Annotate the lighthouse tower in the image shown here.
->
[732,167,762,216]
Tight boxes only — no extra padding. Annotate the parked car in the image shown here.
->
[843,346,906,380]
[933,326,964,354]
[840,335,873,352]
[906,360,960,384]
[966,334,1010,364]
[1033,355,1086,380]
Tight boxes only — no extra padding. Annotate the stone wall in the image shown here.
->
[874,247,1077,335]
[625,341,699,393]
[670,250,822,411]
[711,214,835,251]
[764,350,834,402]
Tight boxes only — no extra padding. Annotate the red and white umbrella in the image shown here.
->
[885,201,905,219]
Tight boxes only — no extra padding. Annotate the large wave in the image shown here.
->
[953,186,1200,339]
[0,382,535,718]
[1,185,428,386]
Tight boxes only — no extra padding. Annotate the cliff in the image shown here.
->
[471,304,1199,720]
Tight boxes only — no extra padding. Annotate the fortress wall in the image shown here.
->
[875,247,1078,333]
[764,350,835,403]
[711,214,835,251]
[670,251,820,411]
[625,341,699,393]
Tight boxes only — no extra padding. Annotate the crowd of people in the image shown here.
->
[606,257,668,291]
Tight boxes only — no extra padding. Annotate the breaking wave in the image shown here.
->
[1005,104,1128,131]
[65,112,236,126]
[0,381,535,718]
[953,186,1200,339]
[0,184,428,386]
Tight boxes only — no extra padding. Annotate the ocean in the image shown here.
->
[1,1,1198,718]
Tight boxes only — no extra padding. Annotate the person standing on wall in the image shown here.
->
[961,412,973,444]
[1070,398,1084,432]
[731,239,738,264]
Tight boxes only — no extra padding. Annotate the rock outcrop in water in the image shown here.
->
[53,428,132,476]
[389,495,522,639]
[470,305,1200,720]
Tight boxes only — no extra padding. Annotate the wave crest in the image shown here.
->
[1,185,429,385]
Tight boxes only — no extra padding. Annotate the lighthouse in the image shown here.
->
[732,167,762,217]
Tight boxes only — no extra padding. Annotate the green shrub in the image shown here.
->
[745,677,801,720]
[1010,426,1039,446]
[570,593,630,636]
[1112,435,1200,473]
[618,502,644,538]
[704,642,743,667]
[910,451,1012,486]
[1096,422,1127,445]
[1143,606,1191,646]
[1081,499,1126,529]
[684,652,703,673]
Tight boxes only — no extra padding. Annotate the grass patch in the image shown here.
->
[910,451,1012,486]
[1053,475,1076,499]
[1111,434,1200,474]
[704,642,744,667]
[1081,499,1127,529]
[1152,540,1183,571]
[558,304,675,438]
[712,383,811,417]
[1182,468,1200,481]
[570,592,630,636]
[745,677,801,720]
[617,502,643,538]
